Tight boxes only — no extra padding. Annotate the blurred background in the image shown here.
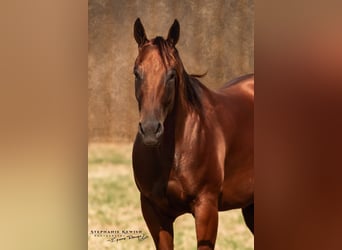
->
[3,0,342,249]
[88,0,254,142]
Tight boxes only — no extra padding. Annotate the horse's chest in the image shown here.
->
[140,176,190,216]
[165,158,201,206]
[141,165,195,215]
[137,149,204,214]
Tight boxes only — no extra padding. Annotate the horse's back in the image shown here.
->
[220,73,254,98]
[215,73,254,126]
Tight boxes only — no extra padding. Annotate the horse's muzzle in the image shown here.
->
[138,120,164,146]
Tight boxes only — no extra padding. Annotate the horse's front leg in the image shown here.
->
[141,194,174,250]
[193,194,219,250]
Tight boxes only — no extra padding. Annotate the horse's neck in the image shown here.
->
[164,75,203,146]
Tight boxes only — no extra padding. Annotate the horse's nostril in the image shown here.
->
[139,122,144,135]
[155,122,163,137]
[139,121,163,137]
[155,123,161,134]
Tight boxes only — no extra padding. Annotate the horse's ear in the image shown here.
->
[167,19,180,46]
[134,18,148,47]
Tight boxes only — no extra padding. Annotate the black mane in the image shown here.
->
[151,36,173,69]
[151,36,202,111]
[184,73,203,111]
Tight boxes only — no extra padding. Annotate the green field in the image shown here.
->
[88,143,254,249]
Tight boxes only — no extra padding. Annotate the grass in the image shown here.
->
[88,143,254,249]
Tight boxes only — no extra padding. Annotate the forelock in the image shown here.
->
[151,36,176,68]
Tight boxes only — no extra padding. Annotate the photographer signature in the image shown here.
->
[107,234,148,243]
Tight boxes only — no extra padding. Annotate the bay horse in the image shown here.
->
[132,18,254,250]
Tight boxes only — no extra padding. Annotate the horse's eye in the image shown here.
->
[166,71,176,83]
[134,71,141,81]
